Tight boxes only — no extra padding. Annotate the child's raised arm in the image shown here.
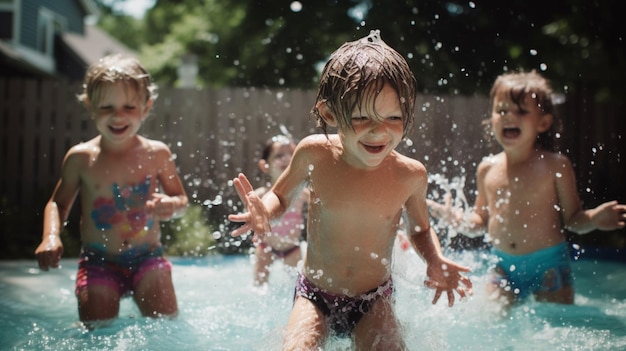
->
[554,154,626,234]
[405,171,473,306]
[229,137,313,239]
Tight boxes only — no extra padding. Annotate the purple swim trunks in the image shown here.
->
[294,273,394,337]
[75,245,171,298]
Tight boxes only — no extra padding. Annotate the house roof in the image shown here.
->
[61,24,137,67]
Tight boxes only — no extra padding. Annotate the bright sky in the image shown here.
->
[112,0,155,19]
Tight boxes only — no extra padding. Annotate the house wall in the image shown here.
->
[18,0,86,50]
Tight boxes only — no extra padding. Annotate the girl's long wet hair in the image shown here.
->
[486,70,562,152]
[311,30,417,138]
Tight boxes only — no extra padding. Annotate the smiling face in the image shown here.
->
[490,89,553,153]
[88,82,153,147]
[330,84,405,169]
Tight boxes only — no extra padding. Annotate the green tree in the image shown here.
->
[138,0,360,88]
[93,0,145,49]
[96,0,625,102]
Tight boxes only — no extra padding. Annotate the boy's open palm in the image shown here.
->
[592,200,626,231]
[228,173,271,239]
[424,258,473,307]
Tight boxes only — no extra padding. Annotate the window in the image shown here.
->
[36,9,54,54]
[0,1,13,40]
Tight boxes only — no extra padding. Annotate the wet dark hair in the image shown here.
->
[311,30,417,138]
[487,70,561,151]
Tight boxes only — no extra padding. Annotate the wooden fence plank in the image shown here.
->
[1,78,624,251]
[4,79,23,204]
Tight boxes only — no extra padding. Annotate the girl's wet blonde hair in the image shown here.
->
[311,30,417,138]
[78,54,157,107]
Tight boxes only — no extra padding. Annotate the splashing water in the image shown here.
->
[2,247,625,350]
[428,173,479,243]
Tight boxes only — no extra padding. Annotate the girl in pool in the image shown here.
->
[429,70,626,305]
[34,54,188,327]
[252,134,308,286]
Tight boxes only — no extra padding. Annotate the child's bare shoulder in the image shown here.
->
[141,137,171,152]
[543,151,570,163]
[138,137,174,160]
[393,151,426,175]
[298,134,334,149]
[294,134,336,158]
[542,151,573,170]
[64,138,98,162]
[477,153,501,172]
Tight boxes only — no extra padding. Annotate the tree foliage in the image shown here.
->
[96,0,625,101]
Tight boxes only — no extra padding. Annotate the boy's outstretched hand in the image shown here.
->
[424,257,473,307]
[591,200,626,231]
[228,173,271,239]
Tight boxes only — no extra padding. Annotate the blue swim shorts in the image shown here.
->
[492,242,572,300]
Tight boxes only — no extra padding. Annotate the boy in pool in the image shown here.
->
[228,30,472,349]
[429,70,626,305]
[252,134,308,286]
[35,54,188,326]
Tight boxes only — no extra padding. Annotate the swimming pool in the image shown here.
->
[1,248,625,350]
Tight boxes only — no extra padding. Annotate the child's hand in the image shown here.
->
[424,257,473,307]
[591,200,626,231]
[35,236,64,271]
[228,173,271,239]
[147,193,179,220]
[427,194,462,225]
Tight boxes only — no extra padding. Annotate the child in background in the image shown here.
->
[252,134,308,286]
[229,30,472,350]
[35,54,188,326]
[429,70,626,305]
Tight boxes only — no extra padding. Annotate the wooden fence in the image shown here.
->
[1,78,624,255]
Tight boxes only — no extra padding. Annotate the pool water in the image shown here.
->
[1,247,625,351]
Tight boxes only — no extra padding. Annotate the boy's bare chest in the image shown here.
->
[484,163,555,204]
[310,171,406,217]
